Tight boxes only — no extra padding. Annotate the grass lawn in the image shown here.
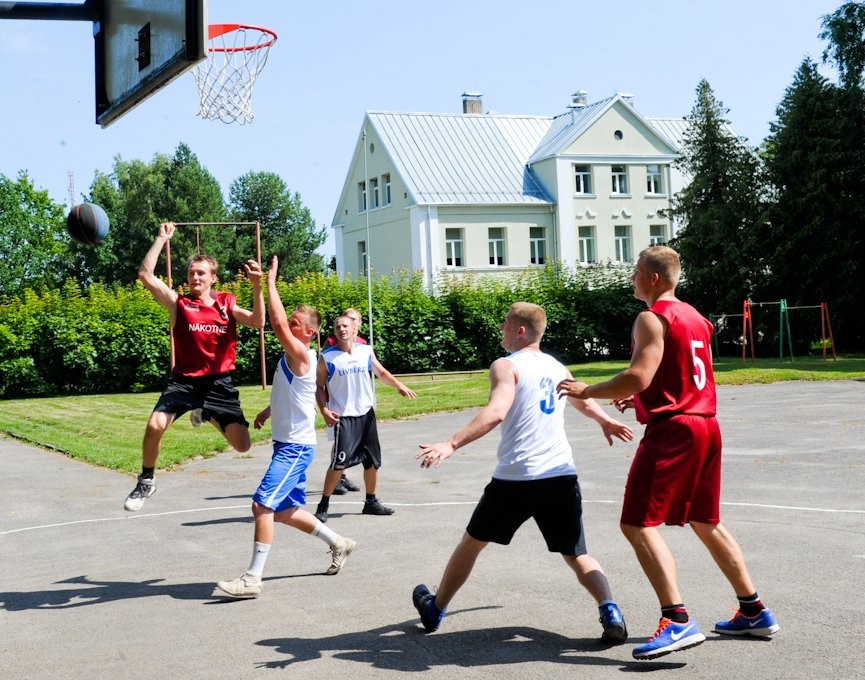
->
[1,356,862,474]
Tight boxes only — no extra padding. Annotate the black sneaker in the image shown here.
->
[331,479,348,495]
[362,500,394,516]
[124,475,156,511]
[340,476,361,492]
[314,505,328,523]
[412,584,446,632]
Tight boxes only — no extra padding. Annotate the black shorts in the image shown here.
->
[466,475,588,556]
[329,410,382,471]
[153,373,249,431]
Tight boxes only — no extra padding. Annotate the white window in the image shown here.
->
[488,227,506,266]
[574,164,593,194]
[611,165,629,195]
[614,225,632,262]
[529,227,546,265]
[578,226,596,264]
[370,177,380,208]
[358,240,367,274]
[445,228,463,268]
[650,224,667,245]
[358,181,367,212]
[646,164,664,194]
[383,174,391,205]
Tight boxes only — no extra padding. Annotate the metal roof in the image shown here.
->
[646,116,746,152]
[527,95,618,163]
[366,111,555,206]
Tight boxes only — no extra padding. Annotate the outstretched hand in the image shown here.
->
[600,419,634,446]
[417,441,454,469]
[266,256,279,285]
[158,222,176,240]
[556,379,589,400]
[244,259,263,286]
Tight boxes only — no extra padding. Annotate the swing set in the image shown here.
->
[161,221,268,389]
[710,299,836,364]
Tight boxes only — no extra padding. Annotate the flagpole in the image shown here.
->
[362,126,377,402]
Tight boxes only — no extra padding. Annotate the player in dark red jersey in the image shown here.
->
[124,222,264,511]
[556,245,779,660]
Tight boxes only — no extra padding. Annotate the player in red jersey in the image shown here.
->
[124,222,264,511]
[557,245,779,660]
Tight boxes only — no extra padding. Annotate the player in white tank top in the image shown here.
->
[216,257,355,598]
[495,349,576,480]
[412,302,634,640]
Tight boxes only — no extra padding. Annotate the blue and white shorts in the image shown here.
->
[252,442,316,512]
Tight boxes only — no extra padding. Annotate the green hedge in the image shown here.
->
[0,263,642,397]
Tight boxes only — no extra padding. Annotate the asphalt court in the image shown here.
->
[2,380,864,680]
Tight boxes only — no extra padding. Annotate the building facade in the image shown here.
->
[331,92,682,288]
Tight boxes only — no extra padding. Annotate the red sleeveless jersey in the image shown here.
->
[172,292,239,377]
[634,299,717,424]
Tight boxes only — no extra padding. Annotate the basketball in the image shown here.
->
[67,203,110,245]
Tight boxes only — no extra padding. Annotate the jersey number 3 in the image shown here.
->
[691,340,707,391]
[539,377,555,414]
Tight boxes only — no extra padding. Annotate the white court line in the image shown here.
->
[1,499,863,537]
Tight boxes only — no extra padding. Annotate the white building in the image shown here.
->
[331,91,687,288]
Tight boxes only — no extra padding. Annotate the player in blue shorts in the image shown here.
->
[216,257,355,598]
[413,302,634,641]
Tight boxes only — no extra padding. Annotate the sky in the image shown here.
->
[0,0,847,259]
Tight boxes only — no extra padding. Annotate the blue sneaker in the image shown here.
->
[412,584,446,632]
[714,608,779,636]
[599,603,628,643]
[633,618,706,660]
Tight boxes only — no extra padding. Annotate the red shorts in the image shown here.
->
[621,414,722,527]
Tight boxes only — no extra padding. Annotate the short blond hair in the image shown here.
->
[639,245,681,286]
[507,302,547,341]
[187,253,218,275]
[295,304,321,332]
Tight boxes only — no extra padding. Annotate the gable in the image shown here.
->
[563,101,678,157]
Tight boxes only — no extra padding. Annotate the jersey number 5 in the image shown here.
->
[539,377,555,414]
[691,340,707,391]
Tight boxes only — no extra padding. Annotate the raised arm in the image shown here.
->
[264,256,309,376]
[138,223,178,314]
[232,259,265,330]
[416,358,517,468]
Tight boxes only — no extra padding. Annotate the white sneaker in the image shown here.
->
[123,476,156,511]
[325,537,356,575]
[190,408,204,428]
[216,573,262,598]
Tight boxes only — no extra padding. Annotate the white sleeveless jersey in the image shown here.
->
[321,343,375,417]
[270,349,318,445]
[494,349,576,481]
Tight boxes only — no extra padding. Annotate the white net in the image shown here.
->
[193,25,277,125]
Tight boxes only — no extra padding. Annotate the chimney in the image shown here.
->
[462,92,483,115]
[618,92,635,107]
[571,89,588,108]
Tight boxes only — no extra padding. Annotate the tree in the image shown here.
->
[0,172,68,295]
[668,80,769,318]
[228,171,326,281]
[75,143,227,285]
[820,1,865,90]
[763,61,865,350]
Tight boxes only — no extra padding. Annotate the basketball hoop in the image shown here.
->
[193,24,277,124]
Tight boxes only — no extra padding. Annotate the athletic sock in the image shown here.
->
[318,496,330,510]
[365,494,377,503]
[141,467,155,479]
[313,522,339,546]
[661,604,689,624]
[737,592,765,617]
[247,541,271,577]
